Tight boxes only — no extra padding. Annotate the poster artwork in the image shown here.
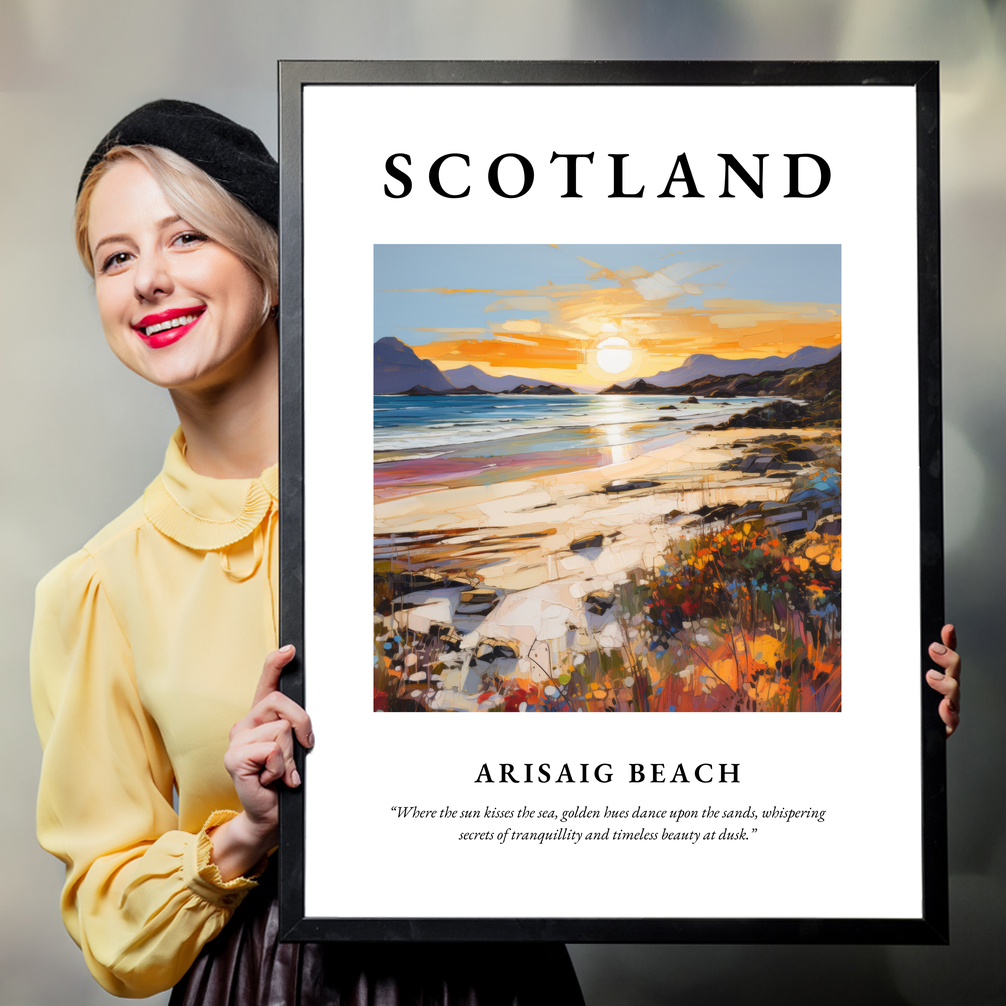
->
[288,66,942,940]
[373,244,841,714]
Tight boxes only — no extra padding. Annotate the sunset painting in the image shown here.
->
[373,245,841,713]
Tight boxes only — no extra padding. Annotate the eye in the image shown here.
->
[172,230,208,249]
[100,251,132,274]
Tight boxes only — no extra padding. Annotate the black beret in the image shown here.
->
[77,99,278,228]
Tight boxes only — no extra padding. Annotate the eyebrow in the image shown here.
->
[91,215,185,258]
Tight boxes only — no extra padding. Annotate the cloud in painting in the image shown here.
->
[378,246,841,388]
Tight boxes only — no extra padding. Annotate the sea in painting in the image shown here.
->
[373,245,841,713]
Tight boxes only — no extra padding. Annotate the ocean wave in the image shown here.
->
[375,424,562,451]
[372,396,770,454]
[374,451,447,463]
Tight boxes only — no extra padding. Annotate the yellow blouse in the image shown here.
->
[31,428,279,998]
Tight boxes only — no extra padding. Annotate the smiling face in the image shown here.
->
[87,158,272,393]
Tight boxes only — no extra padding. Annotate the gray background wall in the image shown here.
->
[1,2,1003,1003]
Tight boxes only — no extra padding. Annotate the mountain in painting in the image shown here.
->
[676,353,842,426]
[374,337,454,394]
[503,383,577,396]
[599,379,672,395]
[400,381,577,396]
[642,345,841,389]
[441,365,549,393]
[399,384,493,396]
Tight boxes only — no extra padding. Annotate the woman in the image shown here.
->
[31,100,586,1003]
[32,99,962,1003]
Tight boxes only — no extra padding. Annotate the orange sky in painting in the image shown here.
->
[404,257,841,387]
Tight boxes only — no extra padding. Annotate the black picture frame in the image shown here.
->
[277,60,945,944]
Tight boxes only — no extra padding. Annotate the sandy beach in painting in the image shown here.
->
[374,409,841,714]
[376,426,799,590]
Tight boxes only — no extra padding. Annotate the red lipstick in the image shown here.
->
[132,306,206,349]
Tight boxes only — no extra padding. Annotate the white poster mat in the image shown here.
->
[301,84,919,920]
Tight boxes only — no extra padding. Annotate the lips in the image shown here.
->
[132,306,206,349]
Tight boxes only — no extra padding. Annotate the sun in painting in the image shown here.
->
[595,336,633,374]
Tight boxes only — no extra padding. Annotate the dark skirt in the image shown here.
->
[169,869,585,1006]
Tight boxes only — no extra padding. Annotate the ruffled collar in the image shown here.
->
[143,428,278,551]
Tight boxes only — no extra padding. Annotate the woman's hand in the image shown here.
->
[209,645,314,881]
[926,624,961,738]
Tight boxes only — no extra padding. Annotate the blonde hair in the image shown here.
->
[75,145,278,323]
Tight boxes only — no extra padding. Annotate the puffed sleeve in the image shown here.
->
[31,549,262,998]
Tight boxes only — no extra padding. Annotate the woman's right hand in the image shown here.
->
[209,645,314,881]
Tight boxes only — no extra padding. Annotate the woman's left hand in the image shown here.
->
[926,624,961,737]
[209,645,313,881]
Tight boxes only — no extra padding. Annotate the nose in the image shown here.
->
[133,247,173,303]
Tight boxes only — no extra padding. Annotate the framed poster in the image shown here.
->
[277,61,946,943]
